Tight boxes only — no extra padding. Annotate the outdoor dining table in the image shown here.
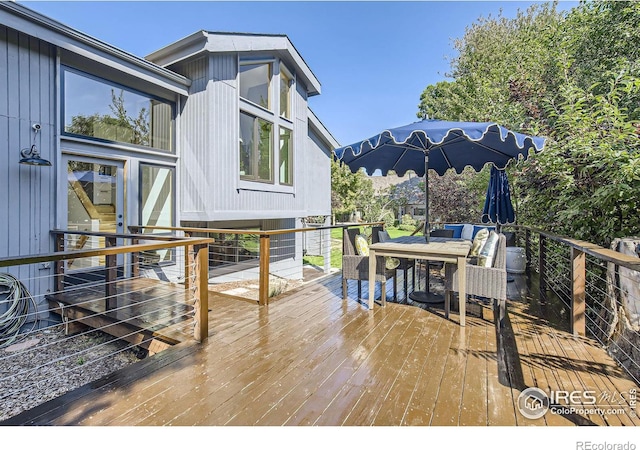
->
[367,235,473,326]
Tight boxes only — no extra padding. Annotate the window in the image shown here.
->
[62,67,174,152]
[239,60,294,187]
[279,127,292,185]
[279,66,291,119]
[239,112,273,183]
[140,164,174,228]
[239,63,272,109]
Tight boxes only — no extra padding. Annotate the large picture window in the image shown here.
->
[239,112,273,183]
[239,62,272,109]
[62,67,175,152]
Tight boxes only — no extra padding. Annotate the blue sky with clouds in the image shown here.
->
[23,1,577,146]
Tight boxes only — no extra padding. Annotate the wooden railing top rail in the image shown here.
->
[0,237,214,268]
[506,224,640,271]
[50,229,187,241]
[130,222,386,237]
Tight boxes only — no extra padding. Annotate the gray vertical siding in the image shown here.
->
[176,56,209,213]
[306,126,332,216]
[0,25,57,320]
[174,53,330,222]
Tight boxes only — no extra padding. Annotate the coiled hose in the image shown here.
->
[0,273,38,348]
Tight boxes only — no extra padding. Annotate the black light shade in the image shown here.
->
[19,145,51,166]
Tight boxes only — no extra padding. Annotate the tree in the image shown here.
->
[331,160,375,220]
[416,1,640,246]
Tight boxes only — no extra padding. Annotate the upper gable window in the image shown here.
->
[279,65,292,119]
[62,67,175,152]
[239,62,272,109]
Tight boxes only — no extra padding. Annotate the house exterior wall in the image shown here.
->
[1,4,336,324]
[172,51,329,222]
[0,25,57,316]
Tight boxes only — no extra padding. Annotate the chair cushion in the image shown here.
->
[472,225,496,239]
[378,230,391,242]
[478,231,500,267]
[354,234,369,256]
[443,224,464,238]
[461,224,474,241]
[469,228,490,257]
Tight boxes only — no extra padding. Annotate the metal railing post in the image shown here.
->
[54,232,65,293]
[105,236,117,310]
[539,234,547,304]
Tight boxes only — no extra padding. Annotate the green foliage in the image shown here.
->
[417,0,640,246]
[66,89,150,146]
[428,168,487,224]
[331,160,374,217]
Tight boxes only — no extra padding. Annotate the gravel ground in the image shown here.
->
[0,325,143,422]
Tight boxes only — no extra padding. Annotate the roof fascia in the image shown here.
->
[308,108,339,150]
[148,32,321,96]
[1,2,190,96]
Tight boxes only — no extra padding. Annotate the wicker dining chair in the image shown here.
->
[342,228,397,302]
[444,232,507,312]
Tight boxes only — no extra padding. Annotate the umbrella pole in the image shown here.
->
[409,151,444,305]
[424,152,429,243]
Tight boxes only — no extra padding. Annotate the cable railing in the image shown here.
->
[504,225,640,386]
[0,232,212,421]
[130,222,384,305]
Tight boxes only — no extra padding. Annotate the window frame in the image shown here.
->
[61,65,176,153]
[239,60,273,111]
[239,111,274,184]
[279,126,293,186]
[139,163,176,229]
[238,58,295,189]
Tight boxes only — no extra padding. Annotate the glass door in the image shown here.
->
[63,155,125,269]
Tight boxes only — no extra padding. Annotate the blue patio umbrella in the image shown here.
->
[334,119,545,242]
[481,165,516,229]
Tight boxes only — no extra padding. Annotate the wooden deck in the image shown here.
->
[2,271,638,426]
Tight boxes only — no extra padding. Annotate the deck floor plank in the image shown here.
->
[3,272,639,427]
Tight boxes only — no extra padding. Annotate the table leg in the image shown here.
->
[368,249,376,310]
[458,255,466,327]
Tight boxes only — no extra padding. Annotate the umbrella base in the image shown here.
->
[409,290,444,304]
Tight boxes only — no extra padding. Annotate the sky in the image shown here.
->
[21,0,578,148]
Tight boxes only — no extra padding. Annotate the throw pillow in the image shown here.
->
[354,234,369,256]
[472,225,496,239]
[461,224,475,241]
[469,228,489,257]
[385,257,400,270]
[443,224,464,239]
[478,231,500,267]
[378,230,391,243]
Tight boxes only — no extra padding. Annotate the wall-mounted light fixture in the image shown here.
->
[19,123,51,166]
